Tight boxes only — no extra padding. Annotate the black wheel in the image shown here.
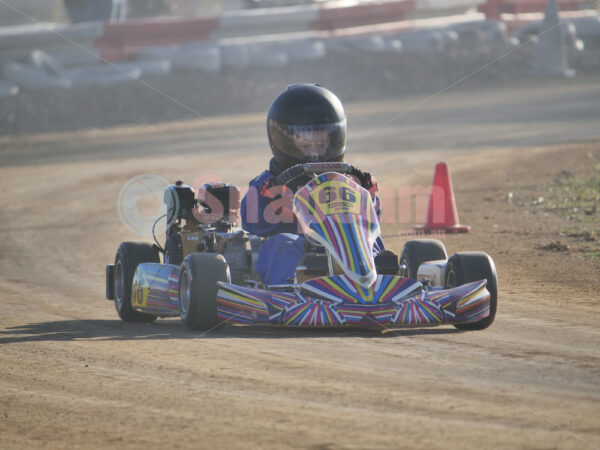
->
[399,239,448,279]
[179,253,231,330]
[445,252,498,331]
[114,242,159,322]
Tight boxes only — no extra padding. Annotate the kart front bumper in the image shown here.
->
[217,275,490,327]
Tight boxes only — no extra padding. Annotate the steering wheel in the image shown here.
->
[273,162,359,186]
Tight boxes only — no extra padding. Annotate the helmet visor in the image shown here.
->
[268,119,347,162]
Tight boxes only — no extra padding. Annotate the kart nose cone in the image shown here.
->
[358,270,377,288]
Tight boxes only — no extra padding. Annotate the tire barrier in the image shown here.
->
[5,29,597,136]
[137,44,221,72]
[2,1,592,65]
[216,6,320,38]
[569,16,600,50]
[51,48,103,68]
[0,80,19,98]
[325,35,388,53]
[2,1,594,133]
[29,49,69,80]
[220,43,251,70]
[247,46,290,69]
[479,0,589,19]
[413,0,486,17]
[3,50,74,89]
[219,37,327,70]
[0,22,103,61]
[389,29,448,54]
[2,61,72,90]
[276,40,327,62]
[114,59,171,77]
[469,20,516,46]
[513,20,583,50]
[1,50,172,90]
[384,37,405,53]
[66,64,141,86]
[2,13,523,92]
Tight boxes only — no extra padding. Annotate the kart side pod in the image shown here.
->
[130,263,181,316]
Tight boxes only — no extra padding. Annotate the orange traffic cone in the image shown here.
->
[414,162,470,233]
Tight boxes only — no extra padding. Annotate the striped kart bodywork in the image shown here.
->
[131,263,181,316]
[294,172,380,288]
[216,275,490,327]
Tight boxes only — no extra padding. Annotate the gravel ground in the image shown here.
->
[1,72,600,447]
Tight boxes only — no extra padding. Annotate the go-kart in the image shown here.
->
[105,162,497,331]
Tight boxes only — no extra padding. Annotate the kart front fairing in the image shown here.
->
[293,172,380,288]
[216,172,492,328]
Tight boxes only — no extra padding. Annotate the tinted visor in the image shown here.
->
[268,119,347,162]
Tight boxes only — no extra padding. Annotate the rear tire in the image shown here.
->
[114,242,159,322]
[445,252,498,330]
[179,253,231,330]
[399,239,448,279]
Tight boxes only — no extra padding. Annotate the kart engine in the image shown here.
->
[162,182,255,284]
[163,181,196,227]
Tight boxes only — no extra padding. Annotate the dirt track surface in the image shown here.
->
[1,79,600,449]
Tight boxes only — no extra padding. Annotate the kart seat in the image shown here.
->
[374,250,400,276]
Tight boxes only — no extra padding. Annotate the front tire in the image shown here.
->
[399,239,448,279]
[114,242,159,322]
[445,252,498,330]
[179,253,231,330]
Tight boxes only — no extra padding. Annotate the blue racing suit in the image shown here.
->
[241,168,384,285]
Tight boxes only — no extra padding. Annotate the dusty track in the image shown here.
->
[1,79,599,449]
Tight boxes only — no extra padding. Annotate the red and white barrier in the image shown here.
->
[1,0,491,63]
[478,0,596,33]
[501,9,598,32]
[413,0,486,18]
[216,6,320,38]
[479,0,589,18]
[3,0,592,94]
[95,16,219,62]
[95,1,416,61]
[314,1,415,30]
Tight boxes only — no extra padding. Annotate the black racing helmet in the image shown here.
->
[267,84,347,171]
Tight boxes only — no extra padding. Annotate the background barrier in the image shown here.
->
[1,0,597,132]
[0,21,103,61]
[479,0,589,18]
[2,0,594,64]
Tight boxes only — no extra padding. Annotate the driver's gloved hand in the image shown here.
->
[350,166,379,197]
[287,174,313,191]
[260,177,301,199]
[259,177,280,199]
[261,175,311,197]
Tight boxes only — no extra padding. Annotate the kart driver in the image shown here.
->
[241,84,384,285]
